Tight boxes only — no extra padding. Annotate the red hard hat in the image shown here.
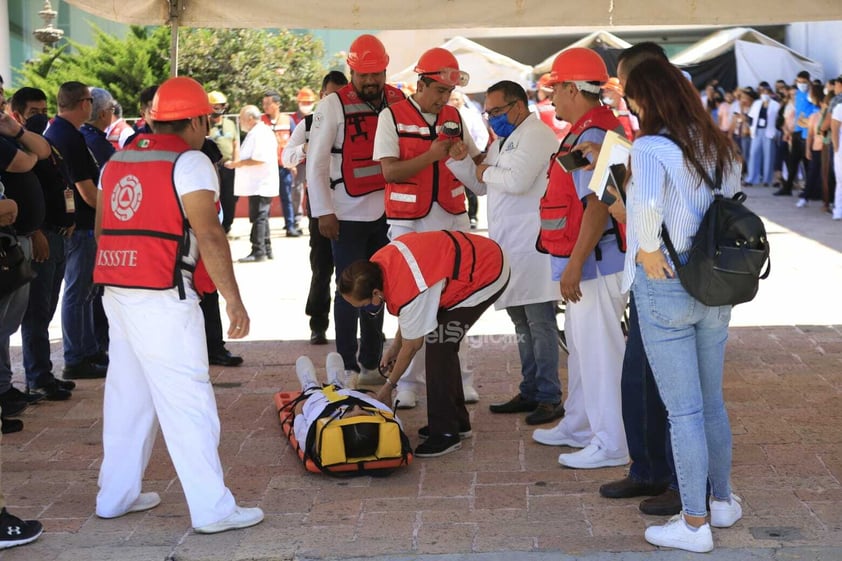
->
[414,48,469,88]
[150,77,213,121]
[347,34,389,73]
[545,48,609,87]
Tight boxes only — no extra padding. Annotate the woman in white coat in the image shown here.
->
[447,80,563,426]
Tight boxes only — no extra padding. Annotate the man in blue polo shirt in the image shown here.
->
[776,71,818,196]
[45,82,108,380]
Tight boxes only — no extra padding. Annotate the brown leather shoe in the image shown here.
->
[524,402,565,425]
[599,476,669,499]
[489,394,538,414]
[639,487,682,516]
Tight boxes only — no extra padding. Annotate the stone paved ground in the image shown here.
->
[0,185,841,560]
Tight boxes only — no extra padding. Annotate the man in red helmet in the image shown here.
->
[306,34,405,388]
[93,76,263,534]
[534,72,572,140]
[371,46,481,409]
[531,48,630,470]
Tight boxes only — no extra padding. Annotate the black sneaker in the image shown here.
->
[62,359,107,380]
[29,374,72,401]
[418,425,472,440]
[488,394,538,414]
[414,434,462,458]
[0,508,42,549]
[1,418,23,434]
[0,387,37,417]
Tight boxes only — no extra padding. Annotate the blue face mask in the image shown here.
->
[362,298,384,317]
[488,113,516,138]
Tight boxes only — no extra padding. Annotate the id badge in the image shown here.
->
[758,118,767,128]
[64,189,76,213]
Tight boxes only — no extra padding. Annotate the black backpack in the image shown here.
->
[661,159,770,307]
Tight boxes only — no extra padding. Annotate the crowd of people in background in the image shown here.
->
[0,31,840,555]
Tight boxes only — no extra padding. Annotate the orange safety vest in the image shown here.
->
[106,119,131,150]
[94,134,207,298]
[537,106,627,258]
[384,101,467,220]
[371,230,505,315]
[334,84,405,197]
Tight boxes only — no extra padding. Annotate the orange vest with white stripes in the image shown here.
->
[537,106,627,258]
[371,230,504,315]
[384,101,467,220]
[334,84,405,197]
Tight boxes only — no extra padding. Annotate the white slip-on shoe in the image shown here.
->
[194,506,264,534]
[532,422,587,447]
[709,493,743,528]
[395,389,416,409]
[558,444,629,469]
[462,384,479,404]
[98,492,161,519]
[644,513,714,553]
[295,356,319,391]
[357,367,383,386]
[325,353,345,387]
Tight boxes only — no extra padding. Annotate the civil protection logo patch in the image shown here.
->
[111,174,143,221]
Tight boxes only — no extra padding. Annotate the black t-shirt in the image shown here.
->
[0,138,46,235]
[45,116,98,230]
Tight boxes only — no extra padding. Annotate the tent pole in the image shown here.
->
[168,0,180,77]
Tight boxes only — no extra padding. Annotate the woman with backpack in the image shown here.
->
[622,57,743,553]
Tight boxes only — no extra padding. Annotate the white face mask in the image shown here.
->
[298,103,315,115]
[797,82,809,93]
[601,96,614,106]
[823,87,829,96]
[760,93,770,102]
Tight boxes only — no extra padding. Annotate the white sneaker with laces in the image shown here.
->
[796,198,808,208]
[532,422,587,447]
[325,353,345,387]
[194,506,264,534]
[463,384,479,404]
[644,513,714,553]
[395,389,416,409]
[295,356,319,390]
[558,443,628,469]
[98,492,161,519]
[709,493,742,528]
[357,366,383,386]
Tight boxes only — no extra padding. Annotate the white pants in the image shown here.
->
[388,208,473,394]
[559,270,628,456]
[834,149,842,220]
[96,287,236,528]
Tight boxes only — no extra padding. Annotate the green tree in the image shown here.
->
[16,26,327,117]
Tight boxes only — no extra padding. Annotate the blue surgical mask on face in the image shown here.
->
[362,296,384,316]
[488,113,516,138]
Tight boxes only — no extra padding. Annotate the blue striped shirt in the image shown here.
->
[622,133,741,292]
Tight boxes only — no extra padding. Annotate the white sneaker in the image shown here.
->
[357,366,383,386]
[194,506,264,534]
[558,443,628,469]
[796,198,807,208]
[532,422,587,447]
[98,492,161,519]
[395,389,416,409]
[295,356,319,390]
[463,384,479,404]
[325,352,345,387]
[644,513,714,553]
[709,493,742,528]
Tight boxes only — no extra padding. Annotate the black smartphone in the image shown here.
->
[556,150,590,172]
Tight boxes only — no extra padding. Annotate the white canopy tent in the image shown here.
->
[671,27,824,90]
[533,31,633,74]
[389,36,533,95]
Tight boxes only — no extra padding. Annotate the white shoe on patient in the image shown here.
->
[295,356,319,391]
[325,352,345,387]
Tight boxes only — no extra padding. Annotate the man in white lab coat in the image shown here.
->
[447,80,563,425]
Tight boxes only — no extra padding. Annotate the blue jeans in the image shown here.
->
[22,230,66,386]
[62,229,100,365]
[331,216,389,372]
[506,301,561,404]
[746,134,775,185]
[632,265,733,517]
[278,167,295,230]
[0,237,32,392]
[622,292,676,486]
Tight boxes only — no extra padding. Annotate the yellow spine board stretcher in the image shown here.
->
[274,389,413,475]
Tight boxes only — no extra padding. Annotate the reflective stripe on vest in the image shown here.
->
[94,134,194,295]
[537,106,626,258]
[333,84,405,197]
[384,101,467,220]
[371,231,504,315]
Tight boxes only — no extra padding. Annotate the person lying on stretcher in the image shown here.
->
[293,353,404,462]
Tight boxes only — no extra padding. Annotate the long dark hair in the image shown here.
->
[624,58,738,185]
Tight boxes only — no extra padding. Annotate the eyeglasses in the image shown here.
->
[483,101,515,119]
